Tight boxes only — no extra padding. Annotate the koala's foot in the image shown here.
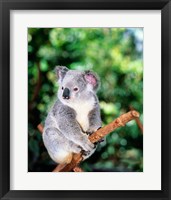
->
[76,134,94,152]
[82,150,90,156]
[82,147,96,161]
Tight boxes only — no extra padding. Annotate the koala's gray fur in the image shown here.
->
[42,66,102,164]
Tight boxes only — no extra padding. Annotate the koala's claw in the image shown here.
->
[86,131,92,135]
[94,138,104,146]
[86,127,101,136]
[99,138,104,143]
[82,150,90,156]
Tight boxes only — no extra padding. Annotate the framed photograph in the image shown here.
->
[0,0,170,199]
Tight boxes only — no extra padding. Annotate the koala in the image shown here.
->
[42,66,102,164]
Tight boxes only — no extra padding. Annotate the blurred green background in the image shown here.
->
[28,28,143,172]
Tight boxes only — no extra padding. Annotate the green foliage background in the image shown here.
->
[28,28,143,172]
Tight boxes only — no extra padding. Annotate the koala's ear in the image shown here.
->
[55,66,68,83]
[84,70,100,91]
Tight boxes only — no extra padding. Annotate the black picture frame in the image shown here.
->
[0,0,170,199]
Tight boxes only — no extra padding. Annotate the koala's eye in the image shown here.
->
[73,87,78,92]
[62,87,64,90]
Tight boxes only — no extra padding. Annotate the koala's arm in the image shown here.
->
[54,104,94,152]
[87,104,106,145]
[87,103,102,134]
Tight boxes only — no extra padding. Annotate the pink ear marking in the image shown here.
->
[85,74,96,87]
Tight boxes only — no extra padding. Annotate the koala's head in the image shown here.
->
[55,66,100,104]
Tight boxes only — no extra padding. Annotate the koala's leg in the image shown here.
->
[82,147,97,161]
[43,127,81,164]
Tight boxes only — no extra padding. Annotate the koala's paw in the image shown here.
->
[78,135,94,152]
[86,127,102,135]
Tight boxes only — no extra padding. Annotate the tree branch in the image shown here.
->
[37,110,140,172]
[130,106,143,134]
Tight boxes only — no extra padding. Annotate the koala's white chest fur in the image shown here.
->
[68,99,95,132]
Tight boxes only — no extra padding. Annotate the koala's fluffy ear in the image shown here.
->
[84,70,100,91]
[55,66,68,83]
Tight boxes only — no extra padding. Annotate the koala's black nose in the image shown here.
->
[62,88,70,99]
